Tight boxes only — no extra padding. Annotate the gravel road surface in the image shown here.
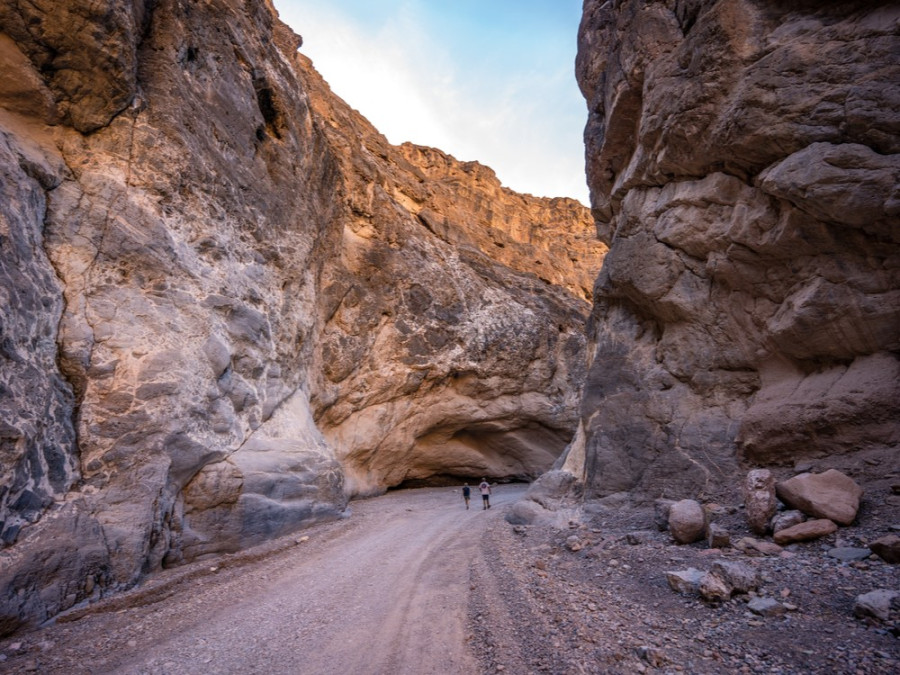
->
[0,485,525,674]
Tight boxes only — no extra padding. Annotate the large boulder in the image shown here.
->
[574,0,900,500]
[776,470,863,526]
[668,499,706,544]
[744,469,777,535]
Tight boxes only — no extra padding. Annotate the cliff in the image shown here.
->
[0,0,603,634]
[574,0,900,500]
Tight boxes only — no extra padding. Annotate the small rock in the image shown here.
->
[566,535,584,552]
[669,499,707,544]
[776,469,862,525]
[707,523,730,549]
[711,560,759,594]
[209,566,218,572]
[773,519,837,545]
[654,499,675,531]
[636,646,667,667]
[699,571,732,602]
[748,597,787,617]
[869,534,900,564]
[296,535,310,544]
[744,469,777,535]
[735,537,783,556]
[853,589,900,621]
[827,547,871,562]
[512,525,527,536]
[627,530,654,545]
[771,510,805,534]
[666,568,704,595]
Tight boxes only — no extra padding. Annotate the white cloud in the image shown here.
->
[274,2,589,203]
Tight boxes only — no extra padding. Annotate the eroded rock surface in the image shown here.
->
[297,55,604,496]
[575,0,900,499]
[0,0,601,633]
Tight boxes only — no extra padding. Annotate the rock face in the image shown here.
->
[0,0,602,634]
[575,0,900,499]
[296,55,605,496]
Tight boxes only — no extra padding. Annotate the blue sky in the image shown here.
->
[272,0,589,204]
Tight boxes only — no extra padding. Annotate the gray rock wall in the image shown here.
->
[0,0,348,634]
[576,0,900,499]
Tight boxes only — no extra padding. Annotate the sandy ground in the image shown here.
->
[1,484,898,674]
[0,485,523,674]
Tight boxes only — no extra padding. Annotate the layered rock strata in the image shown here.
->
[296,55,604,496]
[574,0,900,499]
[0,0,601,633]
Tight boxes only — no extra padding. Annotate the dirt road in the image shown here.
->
[0,485,525,674]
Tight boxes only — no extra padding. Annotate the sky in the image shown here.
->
[272,0,589,204]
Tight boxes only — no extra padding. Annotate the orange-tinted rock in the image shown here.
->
[773,519,838,545]
[776,470,863,526]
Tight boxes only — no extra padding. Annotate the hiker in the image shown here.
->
[462,483,471,509]
[479,478,491,509]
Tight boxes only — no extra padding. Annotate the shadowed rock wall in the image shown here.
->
[575,0,900,500]
[0,0,602,633]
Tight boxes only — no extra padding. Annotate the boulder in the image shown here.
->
[744,469,777,535]
[711,560,759,594]
[668,499,707,544]
[853,589,900,621]
[773,519,838,545]
[771,510,806,534]
[827,547,871,563]
[735,537,783,556]
[654,499,675,532]
[698,571,732,602]
[776,470,862,526]
[869,534,900,564]
[666,568,705,595]
[505,500,551,526]
[707,523,731,549]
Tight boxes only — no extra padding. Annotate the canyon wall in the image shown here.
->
[0,0,602,633]
[296,56,603,496]
[575,0,900,500]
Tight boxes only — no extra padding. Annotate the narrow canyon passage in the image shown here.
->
[1,485,527,674]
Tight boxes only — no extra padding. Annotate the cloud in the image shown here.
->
[274,1,589,203]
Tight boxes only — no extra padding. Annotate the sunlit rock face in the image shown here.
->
[296,56,605,495]
[0,0,602,633]
[575,0,900,499]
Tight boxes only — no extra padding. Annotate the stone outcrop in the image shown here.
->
[574,0,900,499]
[0,0,601,634]
[296,55,605,496]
